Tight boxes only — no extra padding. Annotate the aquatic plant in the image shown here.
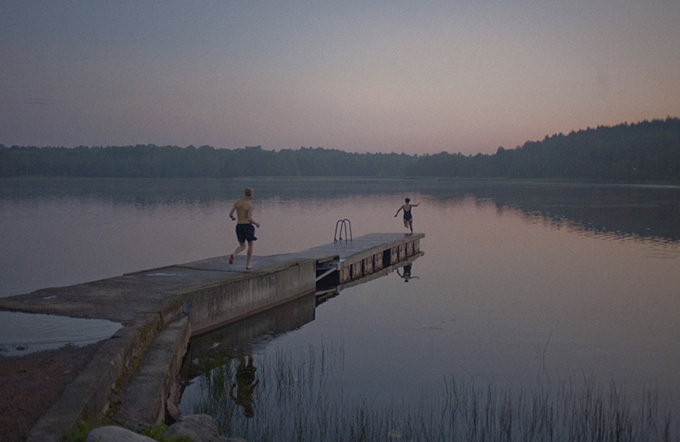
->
[184,342,678,442]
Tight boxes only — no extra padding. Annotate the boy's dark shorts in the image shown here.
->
[236,223,257,243]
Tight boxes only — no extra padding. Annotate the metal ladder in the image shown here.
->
[334,218,352,242]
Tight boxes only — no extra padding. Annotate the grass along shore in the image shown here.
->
[182,342,679,441]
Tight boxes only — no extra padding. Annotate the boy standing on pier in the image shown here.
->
[395,198,419,234]
[229,187,260,270]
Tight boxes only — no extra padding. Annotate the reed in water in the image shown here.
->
[185,342,678,442]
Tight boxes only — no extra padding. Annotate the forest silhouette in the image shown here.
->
[2,117,679,183]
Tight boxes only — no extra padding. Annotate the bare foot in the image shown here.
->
[246,265,254,270]
[229,254,235,264]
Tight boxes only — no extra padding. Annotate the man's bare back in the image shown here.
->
[231,198,254,224]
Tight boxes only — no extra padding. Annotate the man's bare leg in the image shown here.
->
[246,240,254,270]
[230,242,246,264]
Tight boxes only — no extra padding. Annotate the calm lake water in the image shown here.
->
[2,177,679,438]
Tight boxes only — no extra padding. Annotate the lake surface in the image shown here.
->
[2,177,679,438]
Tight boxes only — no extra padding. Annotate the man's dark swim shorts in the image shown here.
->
[236,223,257,243]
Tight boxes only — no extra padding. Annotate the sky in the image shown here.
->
[2,1,679,156]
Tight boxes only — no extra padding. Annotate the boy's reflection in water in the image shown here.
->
[229,353,259,418]
[397,264,419,282]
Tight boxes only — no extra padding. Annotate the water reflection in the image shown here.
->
[3,177,678,438]
[230,353,259,418]
[179,257,422,417]
[396,263,419,282]
[183,294,317,377]
[179,294,318,424]
[0,177,417,207]
[4,178,677,244]
[428,182,680,243]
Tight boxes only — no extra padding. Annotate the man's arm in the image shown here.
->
[229,203,237,220]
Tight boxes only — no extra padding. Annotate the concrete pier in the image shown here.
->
[0,232,423,441]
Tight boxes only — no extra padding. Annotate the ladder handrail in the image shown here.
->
[334,219,352,242]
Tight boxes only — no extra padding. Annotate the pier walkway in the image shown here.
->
[0,232,423,441]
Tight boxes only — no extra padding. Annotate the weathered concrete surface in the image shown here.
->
[0,232,423,441]
[26,320,162,442]
[0,257,314,326]
[281,232,422,262]
[115,317,191,430]
[183,258,316,336]
[182,293,317,380]
[0,233,422,326]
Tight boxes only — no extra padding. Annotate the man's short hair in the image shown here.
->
[245,187,253,197]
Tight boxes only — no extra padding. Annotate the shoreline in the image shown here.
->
[0,343,103,442]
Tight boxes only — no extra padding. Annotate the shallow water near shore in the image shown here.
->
[2,178,679,437]
[0,311,121,356]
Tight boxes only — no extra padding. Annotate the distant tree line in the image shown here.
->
[1,117,679,182]
[0,145,415,178]
[412,117,680,182]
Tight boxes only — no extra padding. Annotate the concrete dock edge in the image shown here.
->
[27,315,162,442]
[116,317,191,431]
[11,233,424,440]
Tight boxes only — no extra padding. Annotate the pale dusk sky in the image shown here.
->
[2,1,679,155]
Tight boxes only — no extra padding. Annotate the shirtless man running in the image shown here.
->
[229,187,260,270]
